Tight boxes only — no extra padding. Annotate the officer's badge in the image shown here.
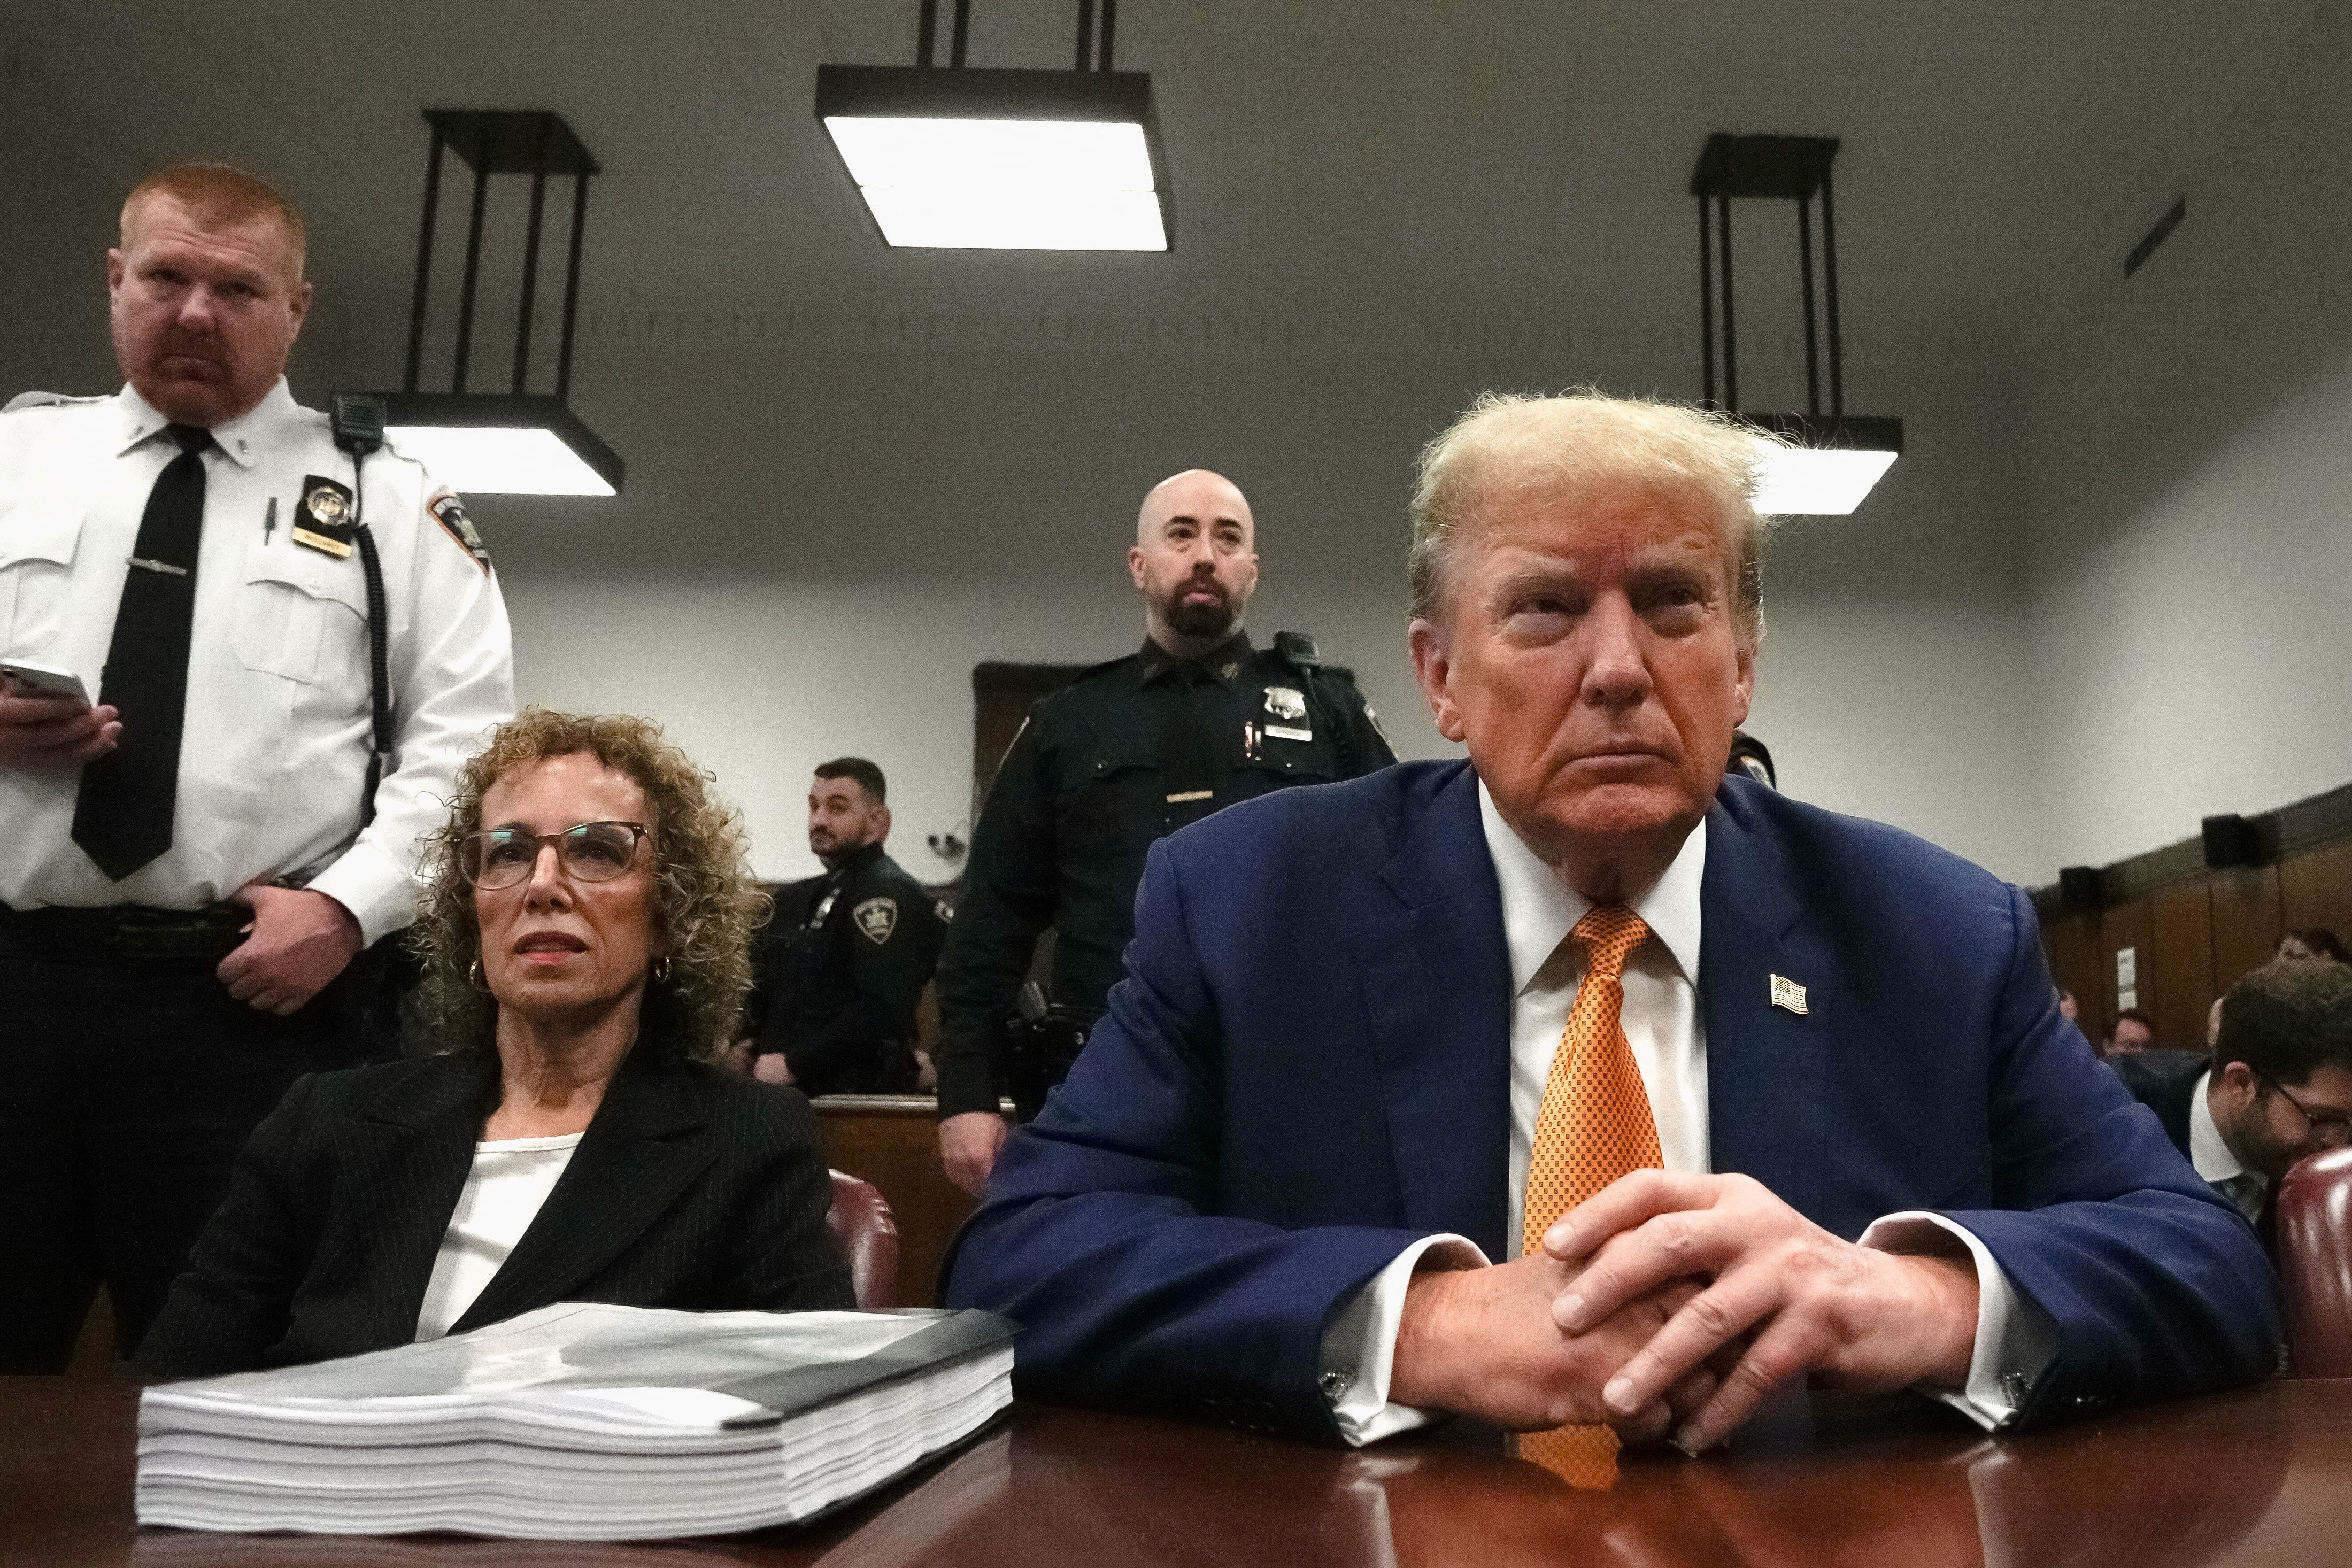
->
[853,897,898,945]
[808,889,840,930]
[291,476,356,559]
[1263,685,1313,743]
[429,490,493,576]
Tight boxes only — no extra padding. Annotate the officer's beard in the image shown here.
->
[1160,575,1237,640]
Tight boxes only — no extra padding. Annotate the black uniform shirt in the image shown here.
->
[751,842,947,1098]
[934,632,1396,1116]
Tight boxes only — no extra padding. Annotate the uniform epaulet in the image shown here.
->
[2,391,104,415]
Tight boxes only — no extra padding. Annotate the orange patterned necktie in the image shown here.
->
[1516,903,1660,1488]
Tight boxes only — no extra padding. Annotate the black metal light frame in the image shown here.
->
[816,0,1174,252]
[1691,133,1902,462]
[365,109,625,493]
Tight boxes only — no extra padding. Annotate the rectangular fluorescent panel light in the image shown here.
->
[373,392,626,497]
[816,66,1174,252]
[1740,414,1903,516]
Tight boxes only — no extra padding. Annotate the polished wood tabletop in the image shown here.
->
[5,1376,2345,1567]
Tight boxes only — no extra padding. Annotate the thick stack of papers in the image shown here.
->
[136,1303,1015,1540]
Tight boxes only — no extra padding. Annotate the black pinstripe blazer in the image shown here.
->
[136,1049,854,1378]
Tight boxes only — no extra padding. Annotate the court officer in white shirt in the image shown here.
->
[0,162,514,1370]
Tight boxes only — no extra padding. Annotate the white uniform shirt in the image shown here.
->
[0,381,515,943]
[414,1133,582,1341]
[1320,782,2057,1443]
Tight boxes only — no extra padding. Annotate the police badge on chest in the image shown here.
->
[290,476,356,559]
[1262,685,1313,743]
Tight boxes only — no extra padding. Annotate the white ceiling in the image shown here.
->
[0,0,2327,371]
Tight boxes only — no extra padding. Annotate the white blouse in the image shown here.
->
[413,1133,583,1342]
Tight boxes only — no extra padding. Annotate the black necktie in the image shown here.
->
[73,423,212,881]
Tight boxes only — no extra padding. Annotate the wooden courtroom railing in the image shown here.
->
[2035,781,2352,1050]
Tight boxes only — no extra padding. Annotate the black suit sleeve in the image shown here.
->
[720,1084,857,1310]
[135,1074,326,1378]
[934,715,1059,1117]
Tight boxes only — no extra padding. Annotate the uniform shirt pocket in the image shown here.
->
[1058,735,1159,845]
[0,508,82,659]
[229,551,371,690]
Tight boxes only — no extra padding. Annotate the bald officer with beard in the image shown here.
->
[932,470,1395,1191]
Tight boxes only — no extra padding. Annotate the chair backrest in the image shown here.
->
[2275,1145,2352,1377]
[826,1168,900,1310]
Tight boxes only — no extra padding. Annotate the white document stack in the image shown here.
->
[135,1303,1016,1540]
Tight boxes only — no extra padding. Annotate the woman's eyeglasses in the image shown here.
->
[459,822,649,890]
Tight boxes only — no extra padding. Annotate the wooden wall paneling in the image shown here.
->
[2280,840,2352,946]
[2041,909,2105,1045]
[2211,865,2285,991]
[2099,900,2155,1040]
[2147,880,2216,1051]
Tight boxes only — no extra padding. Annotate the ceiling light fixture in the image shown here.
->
[1691,134,1901,516]
[358,110,625,496]
[816,1,1173,252]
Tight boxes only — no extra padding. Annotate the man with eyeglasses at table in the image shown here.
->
[2112,959,2352,1225]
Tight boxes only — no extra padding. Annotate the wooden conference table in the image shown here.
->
[5,1376,2345,1567]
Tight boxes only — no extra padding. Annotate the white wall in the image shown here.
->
[2022,0,2352,872]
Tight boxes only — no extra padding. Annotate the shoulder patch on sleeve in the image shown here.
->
[852,896,898,945]
[427,489,492,575]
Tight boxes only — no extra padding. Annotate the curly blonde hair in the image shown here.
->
[411,709,769,1063]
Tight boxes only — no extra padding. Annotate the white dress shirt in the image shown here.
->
[1321,783,2056,1443]
[0,381,515,944]
[2186,1070,2269,1220]
[413,1133,582,1341]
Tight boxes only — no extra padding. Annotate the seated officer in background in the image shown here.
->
[0,163,512,1370]
[2112,959,2352,1223]
[741,759,946,1098]
[931,468,1397,1191]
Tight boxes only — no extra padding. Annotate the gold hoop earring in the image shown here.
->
[651,956,673,983]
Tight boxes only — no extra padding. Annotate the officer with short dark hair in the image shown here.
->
[934,469,1396,1191]
[746,758,947,1098]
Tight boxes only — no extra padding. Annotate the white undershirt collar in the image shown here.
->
[2187,1068,2254,1186]
[1476,782,1705,997]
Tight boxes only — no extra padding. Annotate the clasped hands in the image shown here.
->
[1389,1172,1981,1454]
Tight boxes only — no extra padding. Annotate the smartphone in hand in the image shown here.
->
[0,660,91,706]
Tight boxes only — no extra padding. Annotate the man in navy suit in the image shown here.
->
[942,392,2278,1454]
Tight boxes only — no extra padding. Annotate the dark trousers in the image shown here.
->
[0,934,374,1370]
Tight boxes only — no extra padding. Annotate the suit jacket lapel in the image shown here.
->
[349,1055,495,1348]
[1700,790,1830,1223]
[451,1057,716,1333]
[1353,762,1514,1260]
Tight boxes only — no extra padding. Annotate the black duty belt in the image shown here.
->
[0,903,250,965]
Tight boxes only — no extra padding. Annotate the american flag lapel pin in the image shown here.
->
[1770,974,1809,1015]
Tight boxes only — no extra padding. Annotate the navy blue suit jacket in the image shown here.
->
[942,762,2279,1439]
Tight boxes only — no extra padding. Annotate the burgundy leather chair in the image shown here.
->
[2275,1145,2352,1376]
[826,1169,900,1310]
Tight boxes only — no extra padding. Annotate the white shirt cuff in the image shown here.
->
[1318,1235,1490,1446]
[1861,1211,2060,1431]
[305,838,420,948]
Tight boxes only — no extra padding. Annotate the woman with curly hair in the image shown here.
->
[139,711,853,1375]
